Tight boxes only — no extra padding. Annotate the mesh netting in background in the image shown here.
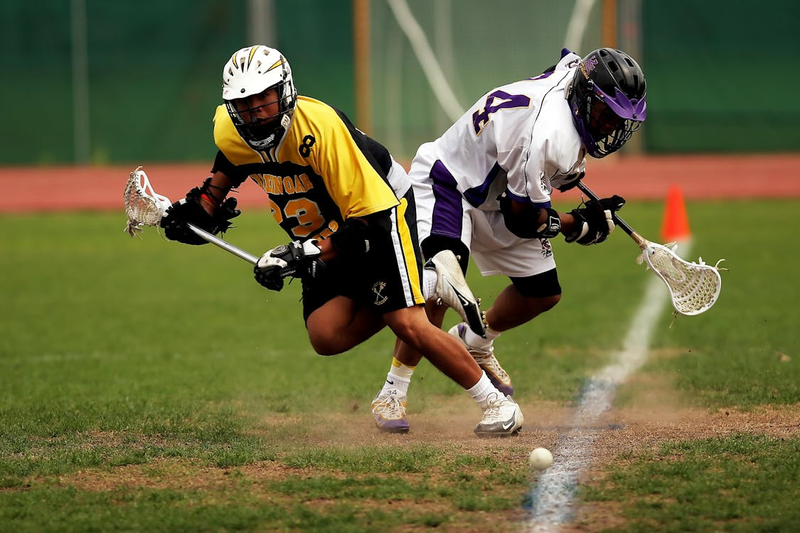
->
[2,0,797,165]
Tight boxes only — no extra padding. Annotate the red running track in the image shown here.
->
[1,154,799,213]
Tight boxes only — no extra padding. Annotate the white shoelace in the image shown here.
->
[372,394,406,419]
[481,393,511,420]
[472,353,511,381]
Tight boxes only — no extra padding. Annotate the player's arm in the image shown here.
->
[498,192,562,239]
[253,104,396,290]
[311,209,386,264]
[253,213,382,291]
[498,191,625,245]
[159,154,242,245]
[273,216,369,266]
[314,106,400,219]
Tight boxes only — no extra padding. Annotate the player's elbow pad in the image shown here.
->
[330,218,371,258]
[499,193,561,239]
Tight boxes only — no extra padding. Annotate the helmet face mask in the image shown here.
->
[569,48,646,158]
[222,46,297,150]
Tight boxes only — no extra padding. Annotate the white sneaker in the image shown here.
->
[425,250,486,336]
[449,323,514,397]
[371,390,410,433]
[474,393,523,437]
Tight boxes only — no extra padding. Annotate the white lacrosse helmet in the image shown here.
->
[222,45,297,150]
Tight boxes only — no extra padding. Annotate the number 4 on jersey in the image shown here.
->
[472,90,531,135]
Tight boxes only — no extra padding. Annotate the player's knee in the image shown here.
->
[512,293,560,323]
[538,293,561,313]
[510,269,562,299]
[386,317,418,341]
[424,300,448,328]
[384,308,428,348]
[307,328,347,356]
[308,338,340,356]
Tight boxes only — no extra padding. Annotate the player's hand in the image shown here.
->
[160,185,240,245]
[254,240,324,291]
[565,195,625,245]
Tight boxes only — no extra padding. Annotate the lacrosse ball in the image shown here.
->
[529,447,553,471]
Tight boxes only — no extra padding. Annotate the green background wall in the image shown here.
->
[0,0,354,165]
[1,1,248,164]
[1,0,796,165]
[642,0,800,153]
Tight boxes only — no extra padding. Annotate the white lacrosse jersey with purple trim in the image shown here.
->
[409,50,586,277]
[413,50,584,213]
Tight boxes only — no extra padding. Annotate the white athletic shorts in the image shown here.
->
[409,155,557,279]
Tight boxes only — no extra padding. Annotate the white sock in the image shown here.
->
[465,326,500,347]
[422,267,437,300]
[380,357,415,396]
[381,374,410,396]
[466,372,502,410]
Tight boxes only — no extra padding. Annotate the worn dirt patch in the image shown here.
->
[563,404,800,532]
[38,394,798,532]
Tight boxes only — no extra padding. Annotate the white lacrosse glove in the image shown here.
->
[254,240,323,291]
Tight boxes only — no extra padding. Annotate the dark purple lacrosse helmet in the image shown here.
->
[568,48,647,158]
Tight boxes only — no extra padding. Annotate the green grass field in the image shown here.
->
[1,200,798,532]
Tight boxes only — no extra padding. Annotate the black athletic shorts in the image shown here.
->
[301,193,425,322]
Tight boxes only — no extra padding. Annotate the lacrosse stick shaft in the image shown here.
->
[187,224,259,265]
[576,181,646,247]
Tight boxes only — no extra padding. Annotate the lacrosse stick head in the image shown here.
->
[637,240,723,316]
[123,166,172,237]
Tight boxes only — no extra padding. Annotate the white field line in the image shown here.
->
[525,240,692,532]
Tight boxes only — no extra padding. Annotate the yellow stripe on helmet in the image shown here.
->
[247,46,259,68]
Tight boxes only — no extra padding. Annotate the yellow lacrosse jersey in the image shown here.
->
[212,96,400,242]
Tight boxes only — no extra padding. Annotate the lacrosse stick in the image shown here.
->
[123,166,259,264]
[576,181,724,316]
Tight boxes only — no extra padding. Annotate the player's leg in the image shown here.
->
[452,217,562,394]
[450,273,560,396]
[305,295,385,355]
[301,260,386,356]
[383,236,474,377]
[367,297,448,434]
[447,211,561,395]
[372,172,480,431]
[408,156,484,333]
[383,154,481,372]
[383,305,523,437]
[367,199,521,436]
[486,275,561,332]
[385,306,479,387]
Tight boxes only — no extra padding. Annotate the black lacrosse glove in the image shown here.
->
[565,195,626,245]
[160,182,241,245]
[254,240,325,291]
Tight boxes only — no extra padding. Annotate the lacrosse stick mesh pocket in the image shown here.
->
[640,242,723,316]
[124,167,172,237]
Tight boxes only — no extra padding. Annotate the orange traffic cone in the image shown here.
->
[660,184,691,241]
